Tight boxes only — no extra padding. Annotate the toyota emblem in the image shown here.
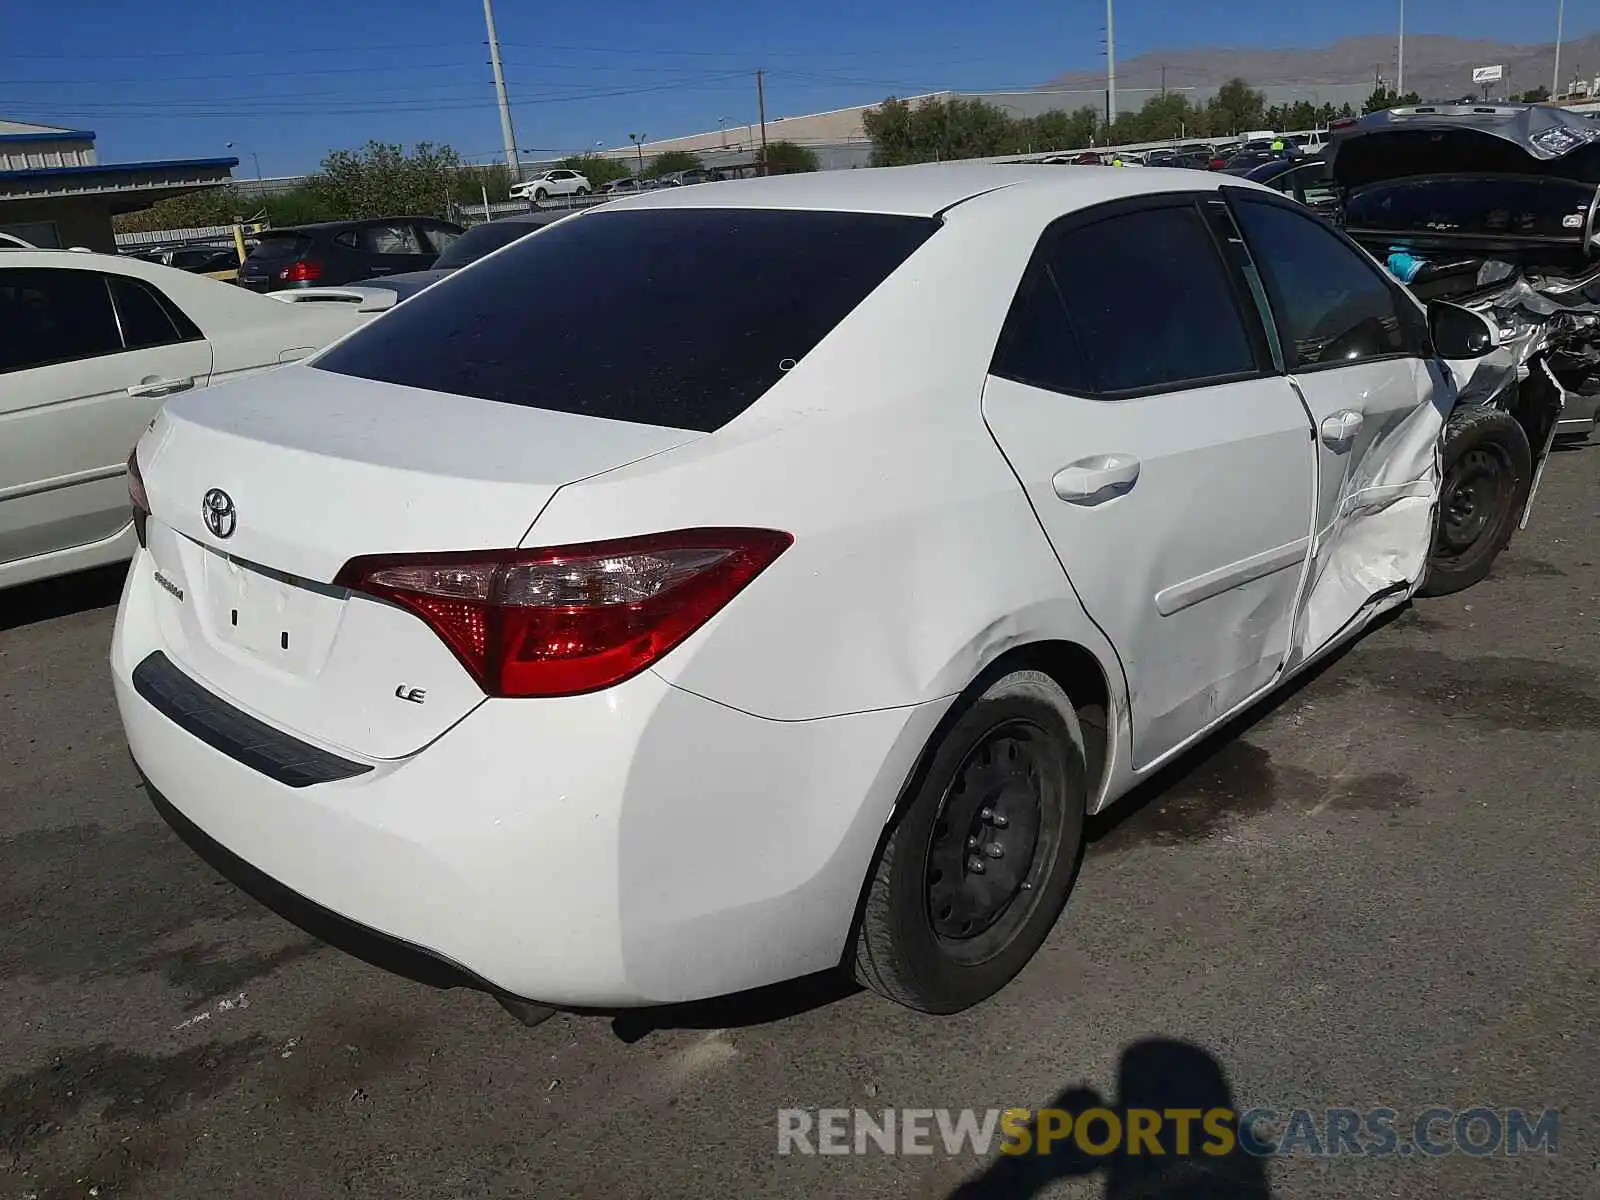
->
[202,488,237,539]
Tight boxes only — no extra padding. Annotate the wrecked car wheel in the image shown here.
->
[1419,406,1532,597]
[852,670,1086,1013]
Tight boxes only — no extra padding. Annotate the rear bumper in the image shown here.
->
[113,549,945,1006]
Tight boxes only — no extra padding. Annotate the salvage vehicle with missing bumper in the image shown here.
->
[1328,103,1600,593]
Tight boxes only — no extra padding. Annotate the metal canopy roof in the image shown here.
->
[0,156,238,204]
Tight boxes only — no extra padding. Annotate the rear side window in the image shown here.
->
[314,208,939,432]
[111,276,201,349]
[0,268,121,372]
[422,224,462,254]
[1232,197,1419,369]
[247,234,310,260]
[360,224,423,254]
[994,204,1261,396]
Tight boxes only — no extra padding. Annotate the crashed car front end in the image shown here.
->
[1330,103,1600,455]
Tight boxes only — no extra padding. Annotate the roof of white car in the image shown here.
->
[600,162,1245,218]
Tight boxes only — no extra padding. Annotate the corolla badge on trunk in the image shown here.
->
[202,488,237,539]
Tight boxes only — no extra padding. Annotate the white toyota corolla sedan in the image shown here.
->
[113,164,1507,1018]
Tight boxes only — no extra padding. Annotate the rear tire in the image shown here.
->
[852,670,1087,1013]
[1418,405,1532,597]
[575,186,590,196]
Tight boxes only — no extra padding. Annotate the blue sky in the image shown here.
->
[1,0,1582,176]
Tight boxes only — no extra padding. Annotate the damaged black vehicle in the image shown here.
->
[1325,103,1600,593]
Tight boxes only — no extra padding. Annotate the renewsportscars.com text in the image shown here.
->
[776,1106,1559,1158]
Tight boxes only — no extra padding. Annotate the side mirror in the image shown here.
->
[1428,300,1498,358]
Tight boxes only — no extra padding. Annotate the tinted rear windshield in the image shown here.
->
[433,220,541,269]
[313,208,939,432]
[246,234,312,260]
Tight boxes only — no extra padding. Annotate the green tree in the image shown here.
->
[1206,78,1268,135]
[258,185,336,226]
[554,153,632,185]
[863,96,1027,165]
[643,149,705,179]
[1519,85,1552,102]
[1024,107,1101,152]
[1362,87,1421,115]
[1112,92,1206,142]
[310,141,461,219]
[452,163,512,205]
[759,140,820,173]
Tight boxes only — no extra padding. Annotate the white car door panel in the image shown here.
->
[981,197,1317,769]
[1226,192,1442,666]
[987,376,1315,766]
[0,266,213,565]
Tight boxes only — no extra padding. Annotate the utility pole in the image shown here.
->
[629,133,645,174]
[1160,64,1167,98]
[1105,0,1117,128]
[1397,0,1405,97]
[1553,0,1566,97]
[757,69,769,174]
[483,0,520,183]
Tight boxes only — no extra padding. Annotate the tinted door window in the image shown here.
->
[990,265,1093,395]
[993,204,1261,396]
[110,276,191,349]
[314,208,939,432]
[1232,196,1421,370]
[0,268,121,372]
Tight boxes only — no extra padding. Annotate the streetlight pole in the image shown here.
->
[1553,0,1566,98]
[482,0,521,183]
[1105,0,1117,128]
[1397,0,1405,98]
[225,142,261,180]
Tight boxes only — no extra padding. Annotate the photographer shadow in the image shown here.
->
[948,1038,1272,1200]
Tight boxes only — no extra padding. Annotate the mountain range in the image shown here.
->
[1048,32,1600,100]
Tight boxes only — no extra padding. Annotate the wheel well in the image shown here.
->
[977,641,1113,804]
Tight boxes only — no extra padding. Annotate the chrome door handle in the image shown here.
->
[127,377,195,398]
[1319,409,1364,448]
[1052,454,1141,505]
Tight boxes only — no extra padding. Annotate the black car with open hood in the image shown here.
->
[1322,102,1600,452]
[1328,103,1600,278]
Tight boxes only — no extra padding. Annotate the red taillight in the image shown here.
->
[1208,157,1227,169]
[334,528,793,697]
[278,259,322,282]
[1329,117,1358,130]
[127,448,150,547]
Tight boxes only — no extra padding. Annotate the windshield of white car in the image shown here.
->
[314,208,940,432]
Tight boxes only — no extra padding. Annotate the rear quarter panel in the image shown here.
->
[520,195,1131,730]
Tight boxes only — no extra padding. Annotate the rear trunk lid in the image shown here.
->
[135,367,701,758]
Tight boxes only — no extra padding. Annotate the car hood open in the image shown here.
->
[1329,104,1600,190]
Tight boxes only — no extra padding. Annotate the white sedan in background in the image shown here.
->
[509,168,592,202]
[0,250,379,591]
[116,166,1508,1022]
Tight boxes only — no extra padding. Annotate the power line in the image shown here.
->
[0,41,484,60]
[0,72,757,121]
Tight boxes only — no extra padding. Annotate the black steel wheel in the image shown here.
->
[1419,406,1531,597]
[853,669,1088,1013]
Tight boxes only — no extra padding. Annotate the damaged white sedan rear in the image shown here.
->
[113,164,1510,1019]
